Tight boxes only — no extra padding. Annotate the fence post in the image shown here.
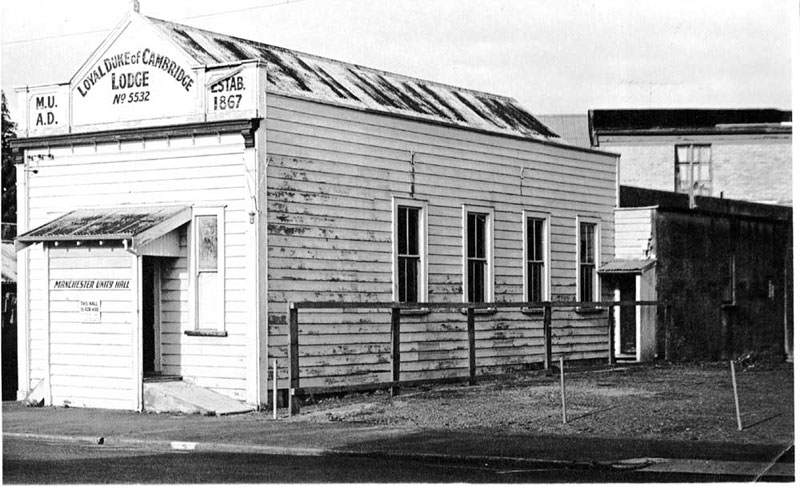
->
[391,307,401,397]
[664,304,672,362]
[467,307,476,385]
[607,304,615,365]
[730,360,743,431]
[287,302,300,416]
[543,305,552,371]
[559,356,567,424]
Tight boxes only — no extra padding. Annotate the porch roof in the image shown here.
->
[598,258,656,274]
[15,206,192,252]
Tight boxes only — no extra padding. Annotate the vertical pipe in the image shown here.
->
[272,359,277,420]
[730,360,743,431]
[287,303,299,416]
[543,305,552,371]
[560,356,567,424]
[607,305,615,365]
[467,307,476,385]
[43,245,51,406]
[391,307,401,397]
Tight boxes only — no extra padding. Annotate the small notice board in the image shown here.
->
[79,300,101,323]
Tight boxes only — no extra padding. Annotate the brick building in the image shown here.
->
[587,109,792,206]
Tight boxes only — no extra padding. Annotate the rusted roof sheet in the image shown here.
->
[537,114,591,148]
[16,206,191,249]
[598,258,656,274]
[2,241,16,283]
[147,16,557,140]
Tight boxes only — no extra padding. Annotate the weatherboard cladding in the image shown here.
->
[264,95,618,388]
[20,133,251,405]
[146,16,557,140]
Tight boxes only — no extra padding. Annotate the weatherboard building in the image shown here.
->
[12,11,619,411]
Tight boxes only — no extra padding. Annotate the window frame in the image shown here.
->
[392,197,428,303]
[576,216,601,303]
[188,206,226,332]
[522,210,550,304]
[674,144,713,197]
[462,205,495,304]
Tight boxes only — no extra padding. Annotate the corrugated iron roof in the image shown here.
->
[598,258,656,274]
[16,206,191,248]
[2,241,16,283]
[537,114,591,148]
[589,109,792,145]
[147,16,557,140]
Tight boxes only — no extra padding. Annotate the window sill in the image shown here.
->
[574,306,604,315]
[460,307,497,315]
[184,329,228,337]
[400,308,431,316]
[521,307,545,316]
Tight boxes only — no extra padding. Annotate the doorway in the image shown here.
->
[618,274,637,356]
[141,257,161,376]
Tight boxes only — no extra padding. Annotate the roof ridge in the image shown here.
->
[144,15,520,103]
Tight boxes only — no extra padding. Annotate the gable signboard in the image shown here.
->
[23,85,70,136]
[71,18,200,128]
[16,14,261,138]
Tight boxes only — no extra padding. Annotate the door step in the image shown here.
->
[143,374,183,383]
[143,380,254,416]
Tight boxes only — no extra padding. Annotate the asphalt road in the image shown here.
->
[2,436,786,483]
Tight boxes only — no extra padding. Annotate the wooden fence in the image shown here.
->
[286,300,664,413]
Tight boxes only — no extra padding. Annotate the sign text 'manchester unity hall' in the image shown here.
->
[51,279,131,290]
[77,48,194,98]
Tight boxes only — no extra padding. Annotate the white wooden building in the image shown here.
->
[13,11,619,411]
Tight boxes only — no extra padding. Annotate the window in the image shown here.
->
[578,220,599,302]
[524,213,549,303]
[675,144,712,197]
[393,199,427,302]
[463,207,494,303]
[191,208,225,331]
[721,254,735,304]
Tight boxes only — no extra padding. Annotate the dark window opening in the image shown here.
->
[579,222,596,302]
[526,217,545,302]
[467,212,488,303]
[397,206,420,302]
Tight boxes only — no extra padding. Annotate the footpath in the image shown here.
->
[2,401,793,481]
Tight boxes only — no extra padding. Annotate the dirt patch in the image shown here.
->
[292,361,794,445]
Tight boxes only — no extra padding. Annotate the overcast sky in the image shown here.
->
[1,0,794,124]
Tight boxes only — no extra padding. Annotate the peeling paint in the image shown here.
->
[267,224,308,236]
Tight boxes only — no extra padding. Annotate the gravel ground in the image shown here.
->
[292,360,794,445]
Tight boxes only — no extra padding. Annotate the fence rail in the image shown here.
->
[287,300,664,414]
